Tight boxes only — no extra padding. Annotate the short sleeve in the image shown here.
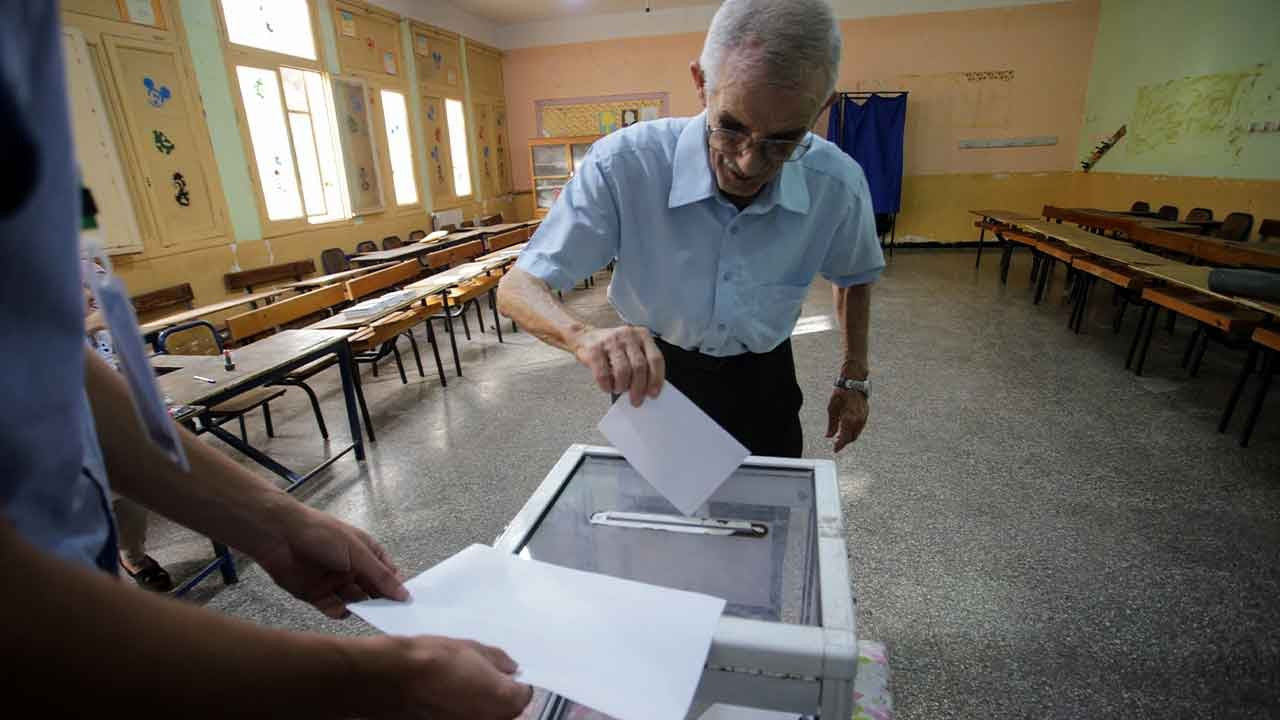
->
[820,174,885,288]
[515,150,621,292]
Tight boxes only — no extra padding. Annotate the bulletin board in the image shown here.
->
[333,2,402,78]
[63,0,165,28]
[420,93,457,206]
[333,76,386,214]
[102,34,223,249]
[413,26,463,93]
[536,93,668,137]
[61,28,144,255]
[466,43,503,99]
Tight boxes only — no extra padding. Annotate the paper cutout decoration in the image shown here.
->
[431,51,443,69]
[383,51,397,76]
[350,93,364,114]
[359,167,371,191]
[143,77,171,107]
[598,110,619,134]
[365,37,375,49]
[426,103,436,121]
[416,35,429,56]
[253,78,265,100]
[152,130,175,155]
[171,172,190,206]
[338,10,356,37]
[346,114,359,134]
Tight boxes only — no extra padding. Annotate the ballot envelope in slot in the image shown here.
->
[496,445,857,720]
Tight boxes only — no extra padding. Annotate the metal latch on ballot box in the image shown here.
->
[589,511,768,537]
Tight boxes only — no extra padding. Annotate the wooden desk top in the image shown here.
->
[969,209,1038,224]
[352,244,436,265]
[307,286,440,330]
[1134,264,1280,319]
[286,264,389,290]
[153,329,352,406]
[1044,207,1280,270]
[139,288,289,335]
[1011,219,1168,266]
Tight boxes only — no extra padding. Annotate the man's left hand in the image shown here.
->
[826,388,868,453]
[253,507,409,619]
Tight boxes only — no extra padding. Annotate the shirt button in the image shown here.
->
[718,323,727,331]
[722,272,732,281]
[730,227,740,235]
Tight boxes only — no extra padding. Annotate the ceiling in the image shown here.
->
[441,0,715,25]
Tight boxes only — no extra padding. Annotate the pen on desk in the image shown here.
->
[192,375,216,384]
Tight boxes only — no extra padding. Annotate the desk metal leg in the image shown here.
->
[490,289,504,343]
[424,320,447,387]
[975,226,985,269]
[173,541,237,597]
[1240,350,1274,448]
[1220,345,1259,433]
[1134,307,1159,376]
[441,293,463,377]
[1126,303,1151,370]
[337,342,366,461]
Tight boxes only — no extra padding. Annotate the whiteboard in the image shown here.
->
[61,27,144,255]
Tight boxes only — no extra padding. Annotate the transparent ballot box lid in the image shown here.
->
[496,446,857,720]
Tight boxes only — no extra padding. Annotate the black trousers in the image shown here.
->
[655,337,804,458]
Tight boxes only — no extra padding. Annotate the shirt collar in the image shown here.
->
[667,111,811,215]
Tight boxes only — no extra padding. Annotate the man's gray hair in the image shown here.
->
[699,0,842,101]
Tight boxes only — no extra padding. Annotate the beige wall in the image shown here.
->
[501,1,1102,242]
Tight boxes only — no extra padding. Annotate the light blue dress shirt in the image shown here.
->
[516,111,885,357]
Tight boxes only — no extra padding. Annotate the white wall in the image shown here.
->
[368,0,500,45]
[497,0,1069,49]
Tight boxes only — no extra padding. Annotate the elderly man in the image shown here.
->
[499,0,883,457]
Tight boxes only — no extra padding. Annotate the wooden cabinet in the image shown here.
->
[528,135,600,218]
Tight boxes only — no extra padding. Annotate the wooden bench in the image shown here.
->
[1067,256,1148,335]
[132,283,194,319]
[486,228,527,253]
[1128,285,1265,376]
[345,261,422,301]
[425,240,485,270]
[225,260,316,294]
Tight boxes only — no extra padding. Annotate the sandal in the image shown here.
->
[123,555,174,593]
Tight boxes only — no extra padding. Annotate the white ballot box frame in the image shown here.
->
[494,445,858,719]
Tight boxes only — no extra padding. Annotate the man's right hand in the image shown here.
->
[363,635,532,719]
[571,325,665,406]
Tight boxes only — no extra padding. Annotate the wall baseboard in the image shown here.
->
[885,240,984,249]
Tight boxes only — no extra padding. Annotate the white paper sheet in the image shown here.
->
[598,384,749,516]
[351,544,726,720]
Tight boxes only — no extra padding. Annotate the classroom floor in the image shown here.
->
[147,248,1280,719]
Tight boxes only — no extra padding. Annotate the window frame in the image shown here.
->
[378,87,421,208]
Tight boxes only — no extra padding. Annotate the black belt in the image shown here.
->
[654,336,789,372]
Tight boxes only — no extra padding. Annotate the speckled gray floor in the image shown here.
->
[146,249,1280,718]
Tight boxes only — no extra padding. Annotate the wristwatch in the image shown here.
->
[834,377,871,398]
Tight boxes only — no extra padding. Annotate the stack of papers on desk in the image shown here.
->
[343,289,416,318]
[351,544,726,720]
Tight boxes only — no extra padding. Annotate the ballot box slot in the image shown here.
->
[590,511,769,537]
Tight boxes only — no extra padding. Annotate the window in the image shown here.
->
[379,90,418,206]
[445,98,472,198]
[236,65,349,223]
[221,0,316,60]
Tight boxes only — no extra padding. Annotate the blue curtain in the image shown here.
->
[826,94,906,215]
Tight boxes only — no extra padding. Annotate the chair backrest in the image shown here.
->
[1130,201,1150,213]
[355,240,378,254]
[225,283,347,343]
[1213,212,1254,243]
[131,283,194,319]
[225,260,316,292]
[1157,204,1178,221]
[1185,207,1213,223]
[460,219,475,228]
[408,229,427,242]
[1258,219,1280,242]
[478,213,504,227]
[382,235,403,250]
[321,248,351,274]
[345,260,421,300]
[437,224,457,232]
[487,228,527,252]
[426,239,485,269]
[157,320,223,356]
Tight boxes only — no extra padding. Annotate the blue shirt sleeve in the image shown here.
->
[820,174,886,288]
[515,150,621,292]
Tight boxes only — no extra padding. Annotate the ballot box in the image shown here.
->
[495,445,858,719]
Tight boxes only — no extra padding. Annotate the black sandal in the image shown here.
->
[123,555,174,592]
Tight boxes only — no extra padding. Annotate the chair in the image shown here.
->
[1130,201,1150,213]
[1185,208,1213,223]
[1157,205,1178,221]
[1213,213,1254,243]
[321,248,351,275]
[408,229,427,242]
[224,284,357,440]
[460,220,475,228]
[437,224,458,233]
[355,240,378,254]
[1259,219,1280,243]
[224,260,315,294]
[382,235,403,250]
[156,321,289,443]
[477,213,504,227]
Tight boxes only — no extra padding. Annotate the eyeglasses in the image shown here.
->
[708,126,813,163]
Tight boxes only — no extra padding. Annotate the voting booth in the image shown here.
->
[495,445,859,719]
